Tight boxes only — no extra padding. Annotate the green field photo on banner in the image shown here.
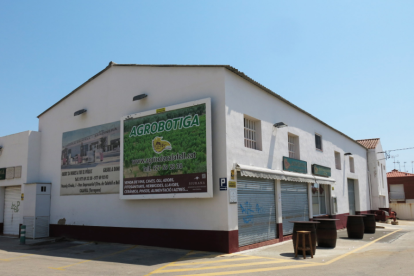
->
[123,104,207,194]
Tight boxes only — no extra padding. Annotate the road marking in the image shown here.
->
[178,229,403,276]
[169,256,264,266]
[48,245,139,271]
[324,229,402,265]
[155,260,292,273]
[144,250,194,276]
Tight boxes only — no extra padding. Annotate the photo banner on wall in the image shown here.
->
[60,121,120,195]
[120,98,213,199]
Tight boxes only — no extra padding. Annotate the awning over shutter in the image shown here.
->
[236,164,335,185]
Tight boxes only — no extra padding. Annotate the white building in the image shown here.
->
[0,63,383,252]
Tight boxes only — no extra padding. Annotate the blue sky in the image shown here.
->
[1,1,413,172]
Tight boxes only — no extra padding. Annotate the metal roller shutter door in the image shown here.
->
[237,175,276,247]
[4,186,22,235]
[281,181,309,235]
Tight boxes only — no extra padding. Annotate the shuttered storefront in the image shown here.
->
[4,186,22,235]
[238,175,276,247]
[281,181,309,235]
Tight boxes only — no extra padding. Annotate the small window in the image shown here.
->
[315,134,322,151]
[349,157,355,173]
[288,133,300,159]
[335,152,341,170]
[244,116,262,150]
[41,186,46,192]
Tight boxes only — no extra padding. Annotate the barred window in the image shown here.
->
[288,134,299,159]
[244,118,257,149]
[244,116,261,150]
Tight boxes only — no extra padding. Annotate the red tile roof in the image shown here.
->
[356,138,380,149]
[387,169,414,178]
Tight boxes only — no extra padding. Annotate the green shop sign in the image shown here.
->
[0,168,5,180]
[312,164,331,177]
[283,157,307,174]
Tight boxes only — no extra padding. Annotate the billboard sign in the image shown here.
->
[121,98,212,199]
[60,121,121,195]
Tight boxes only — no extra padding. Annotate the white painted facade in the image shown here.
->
[0,64,375,249]
[0,131,41,232]
[367,142,389,210]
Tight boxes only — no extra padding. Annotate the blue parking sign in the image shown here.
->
[219,178,227,191]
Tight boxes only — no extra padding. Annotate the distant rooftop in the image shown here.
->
[387,169,414,178]
[356,138,380,149]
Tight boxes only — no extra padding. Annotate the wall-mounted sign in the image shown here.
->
[6,167,15,179]
[220,178,227,191]
[312,164,331,177]
[121,98,212,199]
[21,193,24,200]
[283,156,307,174]
[228,181,237,188]
[60,121,121,195]
[0,168,5,180]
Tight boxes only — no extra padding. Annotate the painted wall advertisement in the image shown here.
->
[121,98,212,199]
[61,121,121,195]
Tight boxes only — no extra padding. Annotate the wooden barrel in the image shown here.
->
[315,219,339,248]
[292,222,319,255]
[363,214,376,234]
[347,215,365,239]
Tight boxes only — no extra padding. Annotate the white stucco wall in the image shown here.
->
[367,142,389,210]
[224,71,369,230]
[0,130,41,226]
[37,65,229,231]
[0,130,41,187]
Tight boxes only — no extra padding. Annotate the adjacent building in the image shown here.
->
[0,63,387,252]
[387,169,414,220]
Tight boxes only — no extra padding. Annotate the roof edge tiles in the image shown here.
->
[37,62,367,150]
[387,169,414,178]
[356,138,380,149]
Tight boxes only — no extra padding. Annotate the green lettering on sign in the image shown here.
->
[283,157,307,174]
[312,164,331,177]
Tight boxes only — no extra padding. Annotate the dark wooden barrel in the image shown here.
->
[314,219,339,248]
[347,215,365,239]
[291,221,319,255]
[363,214,376,233]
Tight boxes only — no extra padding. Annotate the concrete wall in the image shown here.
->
[224,70,369,230]
[390,203,414,220]
[38,65,230,231]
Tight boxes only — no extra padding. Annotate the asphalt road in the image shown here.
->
[0,221,413,276]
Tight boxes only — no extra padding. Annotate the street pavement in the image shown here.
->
[0,221,413,276]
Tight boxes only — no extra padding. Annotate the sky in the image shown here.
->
[1,1,413,172]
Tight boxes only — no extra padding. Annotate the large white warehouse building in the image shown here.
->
[0,63,388,252]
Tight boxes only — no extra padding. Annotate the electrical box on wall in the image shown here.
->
[23,183,51,239]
